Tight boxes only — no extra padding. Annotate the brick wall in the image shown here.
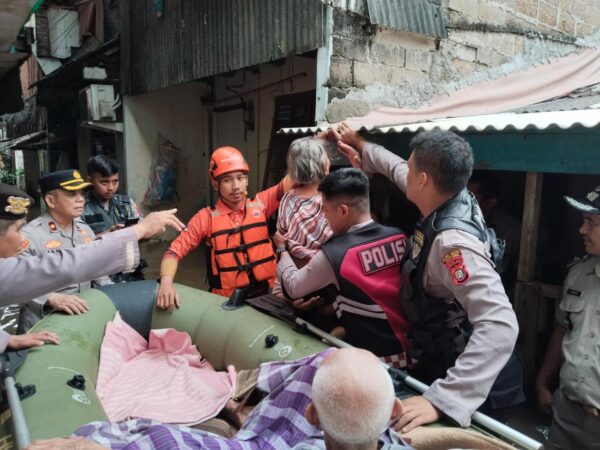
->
[448,0,600,38]
[326,1,596,115]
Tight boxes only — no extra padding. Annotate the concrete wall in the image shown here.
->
[212,55,317,196]
[123,55,317,225]
[324,1,598,121]
[123,81,210,226]
[447,0,600,38]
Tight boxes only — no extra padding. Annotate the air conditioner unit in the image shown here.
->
[79,84,117,122]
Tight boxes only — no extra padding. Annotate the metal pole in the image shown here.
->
[295,317,542,450]
[2,369,31,449]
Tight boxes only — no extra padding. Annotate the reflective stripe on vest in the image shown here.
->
[207,198,276,296]
[321,222,411,357]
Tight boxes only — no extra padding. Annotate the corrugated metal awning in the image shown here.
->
[280,109,600,135]
[366,0,446,38]
[122,0,326,95]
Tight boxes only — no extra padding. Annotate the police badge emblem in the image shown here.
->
[441,248,470,285]
[4,196,31,215]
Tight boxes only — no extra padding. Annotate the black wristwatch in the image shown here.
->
[276,246,287,257]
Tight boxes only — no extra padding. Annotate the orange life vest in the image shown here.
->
[206,198,276,297]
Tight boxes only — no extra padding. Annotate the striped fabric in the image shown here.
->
[76,349,413,449]
[97,312,236,426]
[276,191,332,261]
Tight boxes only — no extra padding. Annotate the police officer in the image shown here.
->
[331,124,522,431]
[0,184,60,351]
[83,155,144,281]
[0,182,185,305]
[18,170,112,332]
[277,168,411,366]
[536,186,600,450]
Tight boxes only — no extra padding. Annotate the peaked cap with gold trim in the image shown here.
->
[39,169,93,195]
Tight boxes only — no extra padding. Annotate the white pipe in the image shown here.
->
[4,375,31,449]
[295,317,542,450]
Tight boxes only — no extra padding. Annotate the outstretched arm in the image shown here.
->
[0,210,184,305]
[323,123,409,192]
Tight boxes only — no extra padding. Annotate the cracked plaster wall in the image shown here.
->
[325,0,600,122]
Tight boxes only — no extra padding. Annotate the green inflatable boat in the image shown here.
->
[0,281,541,449]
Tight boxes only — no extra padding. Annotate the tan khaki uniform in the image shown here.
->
[547,256,600,449]
[362,142,518,427]
[0,227,139,305]
[18,212,113,331]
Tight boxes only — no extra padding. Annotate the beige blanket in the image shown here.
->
[403,426,516,450]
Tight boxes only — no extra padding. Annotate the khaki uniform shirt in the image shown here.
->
[362,142,519,426]
[21,213,113,309]
[555,255,600,408]
[0,227,139,306]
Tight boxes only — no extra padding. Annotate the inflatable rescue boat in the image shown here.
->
[0,281,542,449]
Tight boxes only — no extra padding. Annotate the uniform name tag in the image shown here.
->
[359,238,405,275]
[566,288,582,297]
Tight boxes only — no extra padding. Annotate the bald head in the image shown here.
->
[310,348,397,448]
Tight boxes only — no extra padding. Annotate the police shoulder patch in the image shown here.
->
[19,239,30,251]
[45,240,62,249]
[441,248,470,285]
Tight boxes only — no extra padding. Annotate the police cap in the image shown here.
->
[565,185,600,214]
[0,183,33,220]
[39,169,92,196]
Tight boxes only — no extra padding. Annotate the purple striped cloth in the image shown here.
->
[75,349,411,449]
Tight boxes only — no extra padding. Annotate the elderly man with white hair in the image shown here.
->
[297,348,412,450]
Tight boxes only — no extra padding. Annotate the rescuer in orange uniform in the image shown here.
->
[157,146,292,309]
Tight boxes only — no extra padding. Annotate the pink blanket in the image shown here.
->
[97,312,236,425]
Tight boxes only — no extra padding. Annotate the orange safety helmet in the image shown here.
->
[209,146,249,180]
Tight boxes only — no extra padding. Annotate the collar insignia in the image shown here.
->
[411,230,424,259]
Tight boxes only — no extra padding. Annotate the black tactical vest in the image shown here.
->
[322,221,410,358]
[83,193,137,235]
[400,188,505,382]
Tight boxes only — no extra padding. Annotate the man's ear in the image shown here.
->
[44,193,55,209]
[210,179,219,192]
[418,171,428,190]
[339,203,349,218]
[305,403,320,427]
[390,398,403,422]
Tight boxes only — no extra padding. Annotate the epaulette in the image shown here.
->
[25,216,44,228]
[567,254,590,268]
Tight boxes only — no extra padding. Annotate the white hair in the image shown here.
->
[286,137,329,185]
[311,349,395,448]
